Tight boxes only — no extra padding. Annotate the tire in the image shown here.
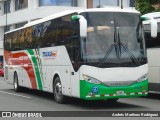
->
[53,77,67,104]
[14,73,21,92]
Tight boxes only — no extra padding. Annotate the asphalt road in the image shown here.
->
[0,76,160,120]
[0,77,160,112]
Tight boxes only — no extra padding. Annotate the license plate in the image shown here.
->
[116,91,124,95]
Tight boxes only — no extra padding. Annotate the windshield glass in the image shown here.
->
[80,12,147,68]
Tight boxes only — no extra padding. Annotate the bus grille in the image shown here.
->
[103,80,136,87]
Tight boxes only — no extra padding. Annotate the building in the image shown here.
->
[0,0,135,67]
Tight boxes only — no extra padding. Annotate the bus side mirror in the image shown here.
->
[141,16,157,38]
[72,15,87,37]
[150,19,157,38]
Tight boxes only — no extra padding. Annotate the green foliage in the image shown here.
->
[136,0,160,15]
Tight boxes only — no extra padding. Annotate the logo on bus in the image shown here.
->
[92,86,99,93]
[42,51,57,59]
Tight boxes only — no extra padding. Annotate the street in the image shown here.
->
[0,77,160,112]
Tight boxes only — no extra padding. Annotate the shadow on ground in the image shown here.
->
[145,92,160,100]
[6,87,147,110]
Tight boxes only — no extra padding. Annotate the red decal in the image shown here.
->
[4,50,37,89]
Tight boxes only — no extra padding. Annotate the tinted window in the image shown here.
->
[4,34,12,51]
[39,18,62,48]
[39,0,77,6]
[25,27,34,49]
[4,13,79,52]
[19,29,25,50]
[39,13,78,48]
[15,0,28,10]
[12,31,20,50]
[4,0,11,14]
[93,0,119,7]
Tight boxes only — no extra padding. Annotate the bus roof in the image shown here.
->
[5,8,140,34]
[142,12,160,19]
[5,10,77,34]
[142,12,160,24]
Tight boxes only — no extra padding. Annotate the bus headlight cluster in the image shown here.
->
[83,75,101,84]
[137,74,148,82]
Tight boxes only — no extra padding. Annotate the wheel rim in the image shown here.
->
[54,82,62,100]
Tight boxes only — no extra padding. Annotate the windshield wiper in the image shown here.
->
[98,30,140,67]
[98,30,117,66]
[98,44,115,66]
[115,28,122,59]
[117,30,140,66]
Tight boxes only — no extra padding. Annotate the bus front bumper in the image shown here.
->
[80,79,148,100]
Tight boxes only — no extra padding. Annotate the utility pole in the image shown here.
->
[6,0,8,32]
[6,0,8,30]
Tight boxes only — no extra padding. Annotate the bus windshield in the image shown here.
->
[80,12,147,68]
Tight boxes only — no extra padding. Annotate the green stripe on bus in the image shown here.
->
[27,49,43,90]
[80,79,148,100]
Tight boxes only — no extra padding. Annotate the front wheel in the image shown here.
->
[53,77,67,104]
[14,73,21,92]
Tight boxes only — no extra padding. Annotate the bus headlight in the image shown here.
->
[83,75,101,84]
[137,74,148,82]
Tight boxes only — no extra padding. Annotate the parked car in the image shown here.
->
[0,67,4,77]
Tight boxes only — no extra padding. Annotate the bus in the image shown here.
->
[4,8,157,104]
[143,12,160,93]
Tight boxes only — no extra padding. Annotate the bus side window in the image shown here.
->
[41,20,57,47]
[12,31,20,51]
[55,18,63,46]
[26,27,34,49]
[32,25,41,48]
[19,29,25,50]
[4,34,12,51]
[65,19,80,71]
[50,21,57,47]
[71,21,80,62]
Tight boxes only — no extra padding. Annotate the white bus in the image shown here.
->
[4,8,157,103]
[143,12,160,93]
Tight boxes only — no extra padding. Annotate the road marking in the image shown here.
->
[0,91,31,99]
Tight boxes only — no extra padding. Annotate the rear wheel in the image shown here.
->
[53,77,67,104]
[14,73,21,92]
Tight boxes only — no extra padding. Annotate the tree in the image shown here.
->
[136,0,160,15]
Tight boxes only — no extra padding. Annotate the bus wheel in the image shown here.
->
[14,73,21,92]
[53,77,67,104]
